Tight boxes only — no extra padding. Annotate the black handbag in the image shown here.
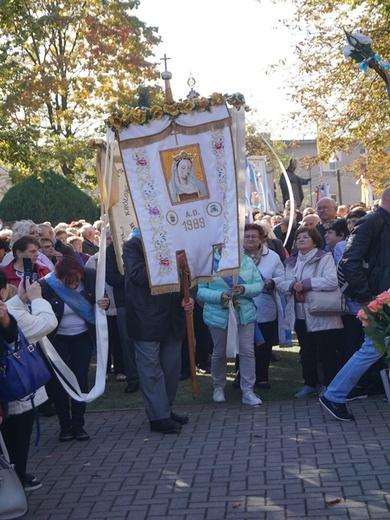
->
[0,434,28,520]
[0,327,51,402]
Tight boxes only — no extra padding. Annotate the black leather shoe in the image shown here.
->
[72,427,90,441]
[150,418,182,434]
[59,427,74,442]
[124,382,140,394]
[319,396,355,422]
[170,412,189,425]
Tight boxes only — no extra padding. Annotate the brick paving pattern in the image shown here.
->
[25,397,390,519]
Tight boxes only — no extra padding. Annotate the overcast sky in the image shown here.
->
[135,0,312,139]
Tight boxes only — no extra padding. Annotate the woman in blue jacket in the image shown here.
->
[197,247,263,405]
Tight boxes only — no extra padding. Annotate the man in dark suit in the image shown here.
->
[123,231,194,434]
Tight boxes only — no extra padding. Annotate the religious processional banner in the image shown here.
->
[115,100,245,294]
[94,140,138,274]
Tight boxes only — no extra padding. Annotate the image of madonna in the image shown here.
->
[169,150,207,203]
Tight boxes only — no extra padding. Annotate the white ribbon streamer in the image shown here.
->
[38,130,114,402]
[245,119,296,248]
[226,300,239,358]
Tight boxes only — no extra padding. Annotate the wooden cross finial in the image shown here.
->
[160,53,171,71]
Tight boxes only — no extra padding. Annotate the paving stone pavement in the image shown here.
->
[24,396,390,520]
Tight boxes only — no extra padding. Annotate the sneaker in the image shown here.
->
[213,388,225,403]
[294,385,318,399]
[242,392,262,406]
[24,474,42,492]
[59,427,74,442]
[318,385,327,397]
[115,373,127,382]
[319,395,355,422]
[345,386,368,402]
[72,427,90,441]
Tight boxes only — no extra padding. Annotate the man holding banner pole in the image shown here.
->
[123,230,194,434]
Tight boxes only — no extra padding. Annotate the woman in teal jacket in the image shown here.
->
[197,249,263,406]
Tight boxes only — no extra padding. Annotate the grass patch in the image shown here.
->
[88,345,302,411]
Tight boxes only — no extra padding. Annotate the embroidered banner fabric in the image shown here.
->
[117,104,244,294]
[95,141,138,274]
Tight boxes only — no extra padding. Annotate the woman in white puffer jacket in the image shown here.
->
[279,226,344,399]
[1,275,57,491]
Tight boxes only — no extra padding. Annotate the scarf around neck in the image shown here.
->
[293,248,318,281]
[45,272,95,325]
[244,245,268,266]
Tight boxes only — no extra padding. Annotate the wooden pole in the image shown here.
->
[181,261,198,399]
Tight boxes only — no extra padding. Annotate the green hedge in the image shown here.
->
[0,171,99,225]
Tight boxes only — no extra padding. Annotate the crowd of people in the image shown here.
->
[0,185,389,496]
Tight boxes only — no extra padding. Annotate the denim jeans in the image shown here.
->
[324,334,382,403]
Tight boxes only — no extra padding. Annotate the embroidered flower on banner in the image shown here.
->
[159,257,170,267]
[210,129,230,258]
[136,156,148,167]
[213,137,224,151]
[132,147,172,276]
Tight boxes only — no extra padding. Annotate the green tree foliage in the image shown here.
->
[0,170,99,225]
[278,0,390,191]
[0,0,161,184]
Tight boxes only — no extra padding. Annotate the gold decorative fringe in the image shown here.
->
[213,267,241,278]
[120,117,231,150]
[191,276,215,286]
[174,117,231,136]
[150,283,181,296]
[120,126,173,150]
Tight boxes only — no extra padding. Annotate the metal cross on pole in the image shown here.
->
[160,53,173,103]
[160,53,171,72]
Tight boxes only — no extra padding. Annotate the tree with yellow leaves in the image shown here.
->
[278,0,390,191]
[0,0,162,186]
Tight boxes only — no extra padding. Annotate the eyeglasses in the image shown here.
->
[244,234,260,240]
[41,244,54,249]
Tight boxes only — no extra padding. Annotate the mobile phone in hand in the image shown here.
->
[23,258,33,289]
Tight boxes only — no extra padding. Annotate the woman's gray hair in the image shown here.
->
[10,219,36,247]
